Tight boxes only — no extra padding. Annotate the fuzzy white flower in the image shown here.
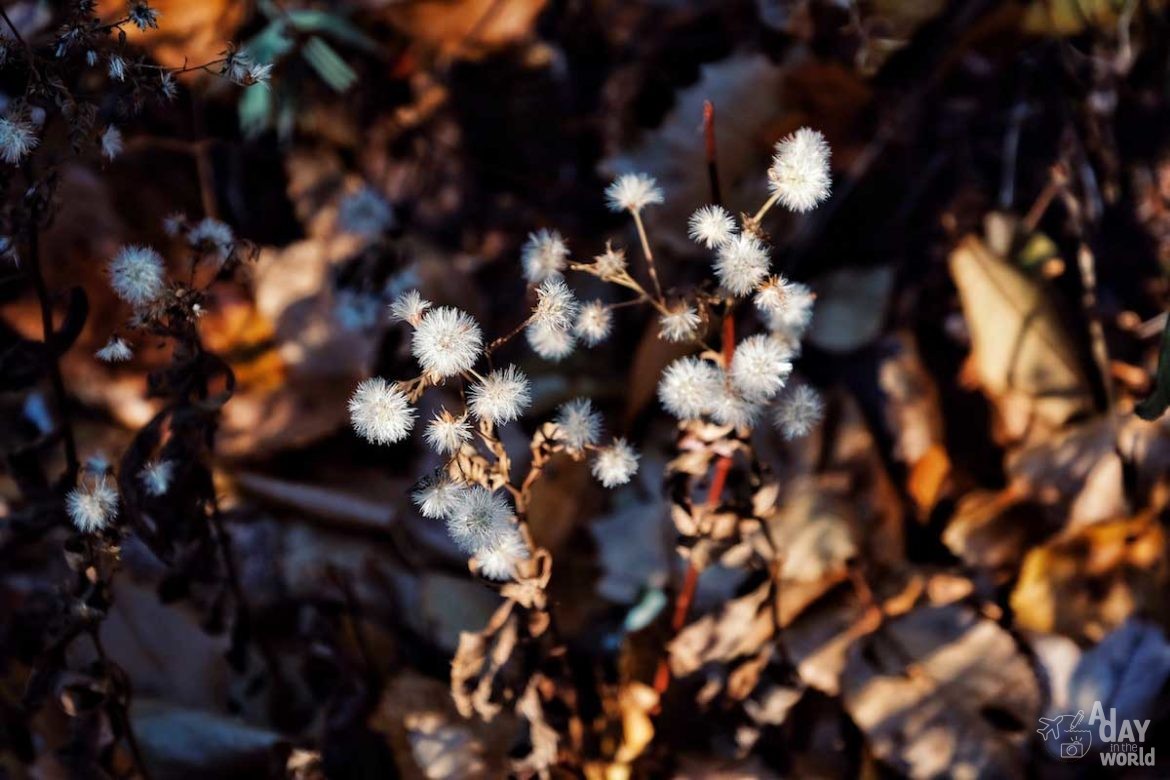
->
[531,277,579,332]
[710,385,761,429]
[108,55,127,81]
[591,438,639,487]
[348,377,416,444]
[658,356,722,419]
[775,384,824,440]
[95,336,133,363]
[390,289,432,326]
[658,302,701,343]
[555,398,602,452]
[338,186,395,237]
[768,127,831,213]
[412,306,483,379]
[763,281,815,335]
[468,365,531,425]
[129,2,159,30]
[474,526,529,581]
[521,228,569,284]
[714,234,770,296]
[424,408,472,455]
[0,115,38,164]
[592,242,628,281]
[100,125,123,161]
[413,475,467,520]
[446,486,513,554]
[108,245,166,306]
[527,322,576,361]
[246,62,273,86]
[66,476,118,533]
[687,205,737,249]
[730,334,793,402]
[222,50,253,84]
[574,300,612,346]
[139,460,174,497]
[159,71,178,100]
[163,212,186,236]
[605,173,664,213]
[188,217,234,263]
[753,275,795,317]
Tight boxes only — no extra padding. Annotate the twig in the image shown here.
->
[24,190,80,483]
[631,210,664,302]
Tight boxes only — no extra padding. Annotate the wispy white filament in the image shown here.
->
[424,408,472,455]
[96,337,133,363]
[390,289,432,326]
[658,303,701,343]
[775,384,824,440]
[475,526,529,581]
[574,301,612,346]
[66,476,118,533]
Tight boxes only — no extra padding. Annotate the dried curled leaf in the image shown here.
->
[842,605,1040,779]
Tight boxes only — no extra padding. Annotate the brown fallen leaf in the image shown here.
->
[1010,513,1169,642]
[841,604,1040,780]
[948,234,1094,443]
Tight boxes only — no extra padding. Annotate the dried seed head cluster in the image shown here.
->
[349,377,416,444]
[66,475,118,533]
[768,127,832,212]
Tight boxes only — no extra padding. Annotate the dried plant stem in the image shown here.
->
[484,314,534,357]
[752,192,780,223]
[90,630,153,780]
[1077,243,1115,409]
[630,210,664,302]
[25,205,80,483]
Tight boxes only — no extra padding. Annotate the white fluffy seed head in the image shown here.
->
[730,333,793,402]
[474,526,529,581]
[658,356,722,419]
[96,336,133,363]
[412,306,483,379]
[424,408,472,456]
[604,173,664,213]
[521,228,569,284]
[658,303,701,343]
[0,115,38,164]
[338,186,395,237]
[531,277,579,331]
[390,289,432,326]
[768,127,831,213]
[714,234,770,296]
[592,242,628,281]
[468,365,531,425]
[139,459,174,497]
[763,281,816,336]
[108,245,166,307]
[687,205,737,249]
[527,321,576,361]
[775,384,824,440]
[348,377,416,444]
[574,301,612,346]
[554,398,603,453]
[66,476,118,533]
[709,384,762,429]
[100,125,123,161]
[188,217,235,264]
[591,438,639,487]
[446,486,514,554]
[413,475,467,520]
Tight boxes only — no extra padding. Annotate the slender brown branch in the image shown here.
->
[703,101,722,207]
[24,197,79,483]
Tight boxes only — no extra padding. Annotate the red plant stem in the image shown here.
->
[655,319,735,696]
[703,101,722,207]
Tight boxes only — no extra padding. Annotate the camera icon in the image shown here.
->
[1060,735,1090,759]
